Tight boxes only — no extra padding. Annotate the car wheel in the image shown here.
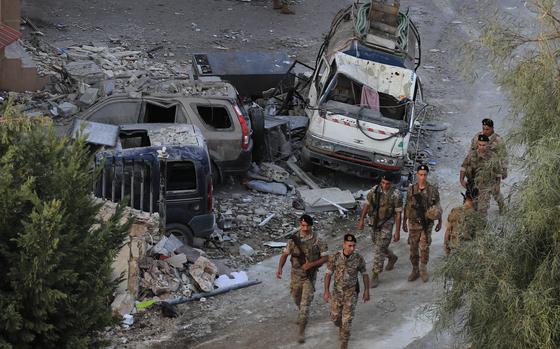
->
[249,106,266,162]
[166,223,194,246]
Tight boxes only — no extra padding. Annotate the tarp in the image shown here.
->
[334,52,416,100]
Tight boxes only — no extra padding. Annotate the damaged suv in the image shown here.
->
[80,80,252,180]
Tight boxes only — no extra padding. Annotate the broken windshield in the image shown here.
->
[319,73,409,128]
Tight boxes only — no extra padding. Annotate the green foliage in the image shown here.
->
[0,102,131,348]
[434,2,560,348]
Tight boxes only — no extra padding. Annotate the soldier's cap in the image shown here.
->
[478,134,490,142]
[482,118,494,127]
[417,164,430,173]
[344,234,357,243]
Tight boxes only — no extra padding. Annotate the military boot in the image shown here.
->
[408,266,420,282]
[420,263,429,282]
[272,0,282,9]
[340,340,348,349]
[370,272,379,288]
[385,255,398,271]
[280,4,295,14]
[297,323,306,343]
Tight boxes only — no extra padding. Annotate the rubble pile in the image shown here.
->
[9,39,198,118]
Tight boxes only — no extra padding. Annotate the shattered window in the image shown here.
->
[167,161,197,191]
[119,131,151,149]
[196,105,232,129]
[87,101,141,124]
[144,103,177,123]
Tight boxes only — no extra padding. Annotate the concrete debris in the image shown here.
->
[165,253,188,268]
[239,243,255,257]
[259,162,290,183]
[65,60,104,84]
[298,187,356,213]
[189,256,218,292]
[122,314,134,326]
[287,159,320,189]
[151,234,184,256]
[111,292,135,317]
[258,213,276,226]
[57,101,78,117]
[78,87,99,106]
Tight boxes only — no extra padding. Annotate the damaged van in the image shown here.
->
[302,2,423,181]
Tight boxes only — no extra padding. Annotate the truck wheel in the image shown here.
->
[166,223,194,246]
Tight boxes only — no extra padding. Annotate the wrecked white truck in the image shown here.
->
[301,1,424,182]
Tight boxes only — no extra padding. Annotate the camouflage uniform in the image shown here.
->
[470,131,507,213]
[404,183,440,266]
[461,150,504,215]
[446,206,478,252]
[366,185,402,274]
[326,250,367,342]
[283,232,328,325]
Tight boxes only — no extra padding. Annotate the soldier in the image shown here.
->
[444,190,484,255]
[469,118,507,213]
[357,175,402,288]
[460,134,505,216]
[403,164,442,282]
[324,234,370,349]
[276,214,328,343]
[272,0,295,14]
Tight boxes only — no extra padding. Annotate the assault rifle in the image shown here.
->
[290,234,320,278]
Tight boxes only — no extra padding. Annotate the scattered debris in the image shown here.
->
[287,159,320,189]
[188,256,218,292]
[263,241,288,248]
[214,271,249,289]
[239,243,255,257]
[258,213,276,226]
[298,187,356,213]
[246,179,288,195]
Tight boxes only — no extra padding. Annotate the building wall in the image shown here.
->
[1,0,21,30]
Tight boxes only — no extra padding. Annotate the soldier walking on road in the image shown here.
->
[403,164,442,282]
[460,134,506,216]
[276,214,328,344]
[324,234,370,349]
[272,0,295,14]
[468,118,507,214]
[357,175,402,288]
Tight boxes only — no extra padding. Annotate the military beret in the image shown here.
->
[482,118,494,127]
[344,234,357,243]
[417,164,430,172]
[478,134,490,142]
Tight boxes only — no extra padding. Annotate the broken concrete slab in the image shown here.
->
[165,253,188,268]
[259,162,289,183]
[299,187,356,213]
[151,234,184,256]
[189,256,218,292]
[287,159,320,189]
[57,101,79,117]
[239,243,255,257]
[65,60,104,84]
[214,271,249,289]
[78,87,99,106]
[111,292,135,317]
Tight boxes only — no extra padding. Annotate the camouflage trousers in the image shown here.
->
[408,225,433,266]
[330,288,358,341]
[290,275,315,324]
[477,182,504,216]
[370,222,396,274]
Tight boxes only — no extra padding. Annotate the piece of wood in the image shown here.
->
[287,160,320,189]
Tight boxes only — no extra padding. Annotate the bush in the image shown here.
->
[0,103,130,348]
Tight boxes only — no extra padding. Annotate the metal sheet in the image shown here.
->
[334,52,416,99]
[72,119,119,147]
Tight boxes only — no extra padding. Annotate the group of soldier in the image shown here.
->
[275,118,506,348]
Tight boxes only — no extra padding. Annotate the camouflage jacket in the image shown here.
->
[461,151,504,187]
[470,131,507,177]
[366,185,402,227]
[326,250,366,292]
[284,232,328,280]
[447,205,485,249]
[404,182,440,230]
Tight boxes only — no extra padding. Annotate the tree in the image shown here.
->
[0,99,130,348]
[434,2,560,348]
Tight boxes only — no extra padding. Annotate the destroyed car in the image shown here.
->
[76,121,215,244]
[302,2,423,182]
[79,80,253,181]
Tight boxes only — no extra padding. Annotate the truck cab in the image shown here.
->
[302,2,422,181]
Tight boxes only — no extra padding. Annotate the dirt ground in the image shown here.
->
[20,0,527,348]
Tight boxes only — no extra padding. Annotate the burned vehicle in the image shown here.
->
[79,80,252,181]
[75,121,215,244]
[302,1,424,181]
